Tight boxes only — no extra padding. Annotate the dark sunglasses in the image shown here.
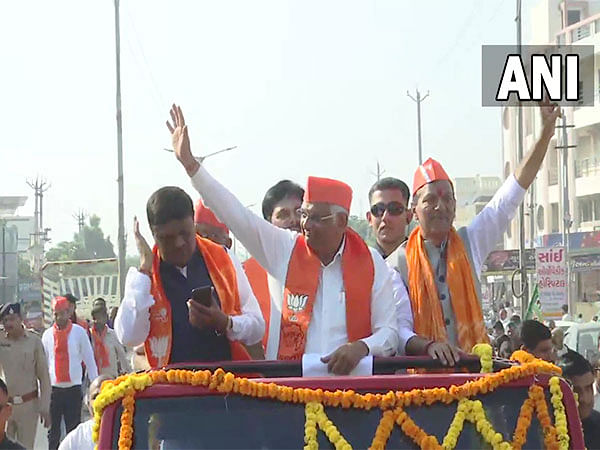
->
[369,202,407,217]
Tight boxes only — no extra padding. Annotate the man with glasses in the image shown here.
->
[387,99,561,364]
[0,378,24,449]
[366,177,412,260]
[166,104,398,375]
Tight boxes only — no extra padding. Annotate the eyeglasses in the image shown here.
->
[297,209,335,224]
[369,202,407,218]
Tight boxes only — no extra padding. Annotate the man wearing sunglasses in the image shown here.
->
[366,177,412,260]
[387,99,561,364]
[167,104,399,375]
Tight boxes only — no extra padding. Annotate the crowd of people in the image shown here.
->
[2,98,600,448]
[0,296,129,449]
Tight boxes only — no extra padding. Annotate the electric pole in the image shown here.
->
[73,210,87,232]
[26,177,50,275]
[515,0,529,317]
[556,114,576,315]
[407,89,429,166]
[114,0,126,299]
[371,161,386,182]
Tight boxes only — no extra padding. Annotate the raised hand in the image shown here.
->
[166,104,199,176]
[134,216,153,273]
[539,96,562,139]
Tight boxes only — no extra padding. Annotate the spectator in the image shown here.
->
[520,320,556,362]
[0,377,24,449]
[558,350,600,449]
[58,375,111,450]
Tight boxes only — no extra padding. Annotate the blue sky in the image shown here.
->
[0,0,535,255]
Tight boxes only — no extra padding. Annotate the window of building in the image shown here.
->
[580,198,593,222]
[551,203,559,233]
[537,205,545,231]
[568,9,582,26]
[595,198,600,220]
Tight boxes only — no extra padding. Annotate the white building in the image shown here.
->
[453,175,501,229]
[502,0,600,303]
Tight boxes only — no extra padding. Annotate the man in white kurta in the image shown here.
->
[166,104,399,375]
[42,296,98,450]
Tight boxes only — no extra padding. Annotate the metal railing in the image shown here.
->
[556,13,600,44]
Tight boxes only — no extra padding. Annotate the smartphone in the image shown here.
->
[191,286,213,307]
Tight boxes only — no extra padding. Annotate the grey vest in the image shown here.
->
[388,227,482,346]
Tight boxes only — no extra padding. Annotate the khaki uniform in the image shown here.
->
[0,329,51,449]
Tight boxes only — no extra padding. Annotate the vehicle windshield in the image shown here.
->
[112,387,547,449]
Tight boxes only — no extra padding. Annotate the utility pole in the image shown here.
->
[407,89,429,166]
[556,114,576,314]
[26,177,50,275]
[73,210,87,232]
[371,161,385,182]
[113,0,126,299]
[515,0,529,317]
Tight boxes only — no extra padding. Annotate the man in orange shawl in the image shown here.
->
[166,104,398,375]
[114,186,264,368]
[387,99,561,365]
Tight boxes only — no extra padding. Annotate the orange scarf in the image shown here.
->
[405,226,488,352]
[53,322,73,383]
[91,325,110,369]
[277,228,373,360]
[145,235,250,368]
[242,257,270,348]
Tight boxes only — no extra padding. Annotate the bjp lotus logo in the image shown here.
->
[287,293,308,317]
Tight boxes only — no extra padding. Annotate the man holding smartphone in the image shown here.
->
[114,188,265,368]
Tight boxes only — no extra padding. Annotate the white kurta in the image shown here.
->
[388,174,527,352]
[58,419,94,450]
[41,324,98,387]
[190,166,399,359]
[114,249,265,349]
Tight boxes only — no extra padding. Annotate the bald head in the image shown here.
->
[88,374,112,415]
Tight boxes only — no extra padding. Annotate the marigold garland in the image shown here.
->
[303,402,352,450]
[472,344,493,373]
[92,348,566,450]
[549,377,570,450]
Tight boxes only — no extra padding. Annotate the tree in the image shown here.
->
[45,215,116,276]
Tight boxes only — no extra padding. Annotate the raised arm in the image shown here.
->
[467,99,561,273]
[166,104,296,279]
[114,218,155,347]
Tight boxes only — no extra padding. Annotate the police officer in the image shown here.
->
[0,303,51,449]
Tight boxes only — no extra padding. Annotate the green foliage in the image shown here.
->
[45,215,117,277]
[347,215,376,247]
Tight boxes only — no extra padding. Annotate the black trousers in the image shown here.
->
[48,385,82,450]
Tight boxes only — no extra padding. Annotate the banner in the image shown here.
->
[571,254,600,272]
[482,249,536,273]
[535,247,567,320]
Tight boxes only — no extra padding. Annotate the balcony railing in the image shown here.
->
[556,13,600,44]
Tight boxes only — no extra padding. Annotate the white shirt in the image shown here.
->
[58,419,93,450]
[115,249,265,349]
[388,174,526,352]
[191,166,399,359]
[41,323,98,387]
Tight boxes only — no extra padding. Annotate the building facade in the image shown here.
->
[502,0,600,303]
